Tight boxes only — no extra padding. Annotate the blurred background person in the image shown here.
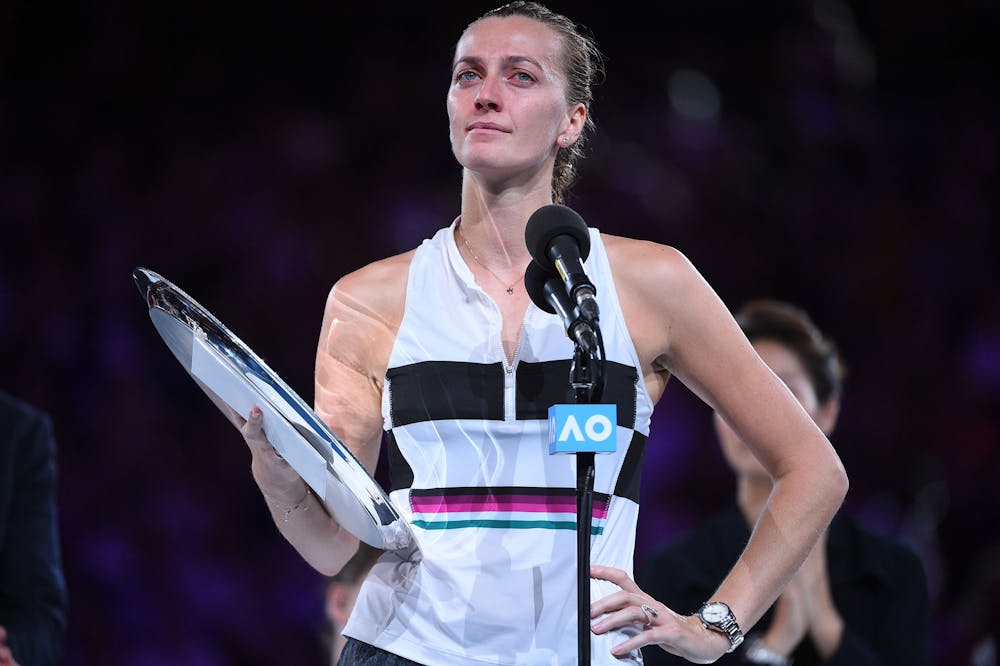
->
[639,301,929,665]
[323,543,380,665]
[0,391,68,666]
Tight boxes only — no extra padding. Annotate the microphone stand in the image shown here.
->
[570,340,604,666]
[523,254,605,664]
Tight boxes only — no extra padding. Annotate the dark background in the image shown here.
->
[1,1,997,664]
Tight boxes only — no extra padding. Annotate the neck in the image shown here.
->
[735,474,773,527]
[457,168,554,271]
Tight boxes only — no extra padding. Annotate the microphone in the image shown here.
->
[524,260,598,355]
[524,204,600,322]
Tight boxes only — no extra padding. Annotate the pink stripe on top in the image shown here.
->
[410,495,611,518]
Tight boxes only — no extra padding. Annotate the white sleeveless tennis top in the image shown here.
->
[342,220,654,665]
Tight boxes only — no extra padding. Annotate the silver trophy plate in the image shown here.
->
[134,268,413,551]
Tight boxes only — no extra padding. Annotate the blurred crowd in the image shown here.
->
[0,1,996,664]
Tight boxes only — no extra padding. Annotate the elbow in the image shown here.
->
[309,533,361,577]
[311,551,351,577]
[313,560,345,578]
[827,456,850,510]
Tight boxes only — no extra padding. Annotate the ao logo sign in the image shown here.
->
[559,413,613,442]
[547,404,618,454]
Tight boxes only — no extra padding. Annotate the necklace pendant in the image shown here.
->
[506,286,514,295]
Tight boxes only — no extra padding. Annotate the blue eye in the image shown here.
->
[456,70,479,83]
[514,71,535,83]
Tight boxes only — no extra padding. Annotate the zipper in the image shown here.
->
[477,284,530,421]
[385,375,394,429]
[499,306,529,422]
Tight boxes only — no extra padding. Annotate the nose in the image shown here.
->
[475,74,502,111]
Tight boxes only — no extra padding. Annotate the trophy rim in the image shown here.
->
[133,267,412,551]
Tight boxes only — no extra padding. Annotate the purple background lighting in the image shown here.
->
[1,2,997,664]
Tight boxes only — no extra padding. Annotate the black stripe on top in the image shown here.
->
[387,361,504,428]
[515,360,639,429]
[386,431,414,492]
[613,431,648,503]
[386,359,640,429]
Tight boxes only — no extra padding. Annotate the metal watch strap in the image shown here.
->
[696,602,745,654]
[717,614,744,653]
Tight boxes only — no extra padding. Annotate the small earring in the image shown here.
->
[562,136,570,145]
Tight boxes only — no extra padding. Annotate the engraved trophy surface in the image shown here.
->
[134,268,413,551]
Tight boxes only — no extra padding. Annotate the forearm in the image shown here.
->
[261,481,359,576]
[711,463,847,633]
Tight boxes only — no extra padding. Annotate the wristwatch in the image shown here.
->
[695,601,745,653]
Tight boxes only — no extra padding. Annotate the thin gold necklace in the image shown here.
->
[459,228,522,295]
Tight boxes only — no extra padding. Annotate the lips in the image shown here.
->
[467,121,511,133]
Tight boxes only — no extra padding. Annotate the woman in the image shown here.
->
[239,3,848,664]
[638,301,929,665]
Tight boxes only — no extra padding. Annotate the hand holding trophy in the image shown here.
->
[133,268,413,551]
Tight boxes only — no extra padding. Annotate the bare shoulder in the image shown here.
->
[325,249,415,331]
[602,234,704,324]
[601,233,695,290]
[601,235,705,398]
[601,234,725,395]
[314,251,415,465]
[317,250,415,383]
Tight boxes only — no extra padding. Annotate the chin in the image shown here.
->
[460,143,509,164]
[460,155,521,177]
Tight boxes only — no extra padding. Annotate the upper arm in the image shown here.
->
[612,239,841,480]
[314,253,411,474]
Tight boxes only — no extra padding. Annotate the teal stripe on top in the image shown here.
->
[411,518,605,535]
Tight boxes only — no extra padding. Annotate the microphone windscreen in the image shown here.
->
[524,260,557,314]
[524,204,591,272]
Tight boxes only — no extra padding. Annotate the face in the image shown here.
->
[447,15,585,181]
[715,339,838,479]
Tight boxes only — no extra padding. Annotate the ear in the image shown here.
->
[558,102,587,146]
[816,397,840,436]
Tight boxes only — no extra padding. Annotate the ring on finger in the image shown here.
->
[640,603,659,628]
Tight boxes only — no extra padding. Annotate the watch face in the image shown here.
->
[701,602,729,623]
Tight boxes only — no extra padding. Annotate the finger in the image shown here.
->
[591,605,651,634]
[590,590,646,618]
[610,613,691,658]
[590,564,640,593]
[610,629,661,658]
[240,408,272,454]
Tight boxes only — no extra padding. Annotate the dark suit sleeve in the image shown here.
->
[638,544,737,666]
[638,549,694,665]
[824,542,930,666]
[0,410,68,666]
